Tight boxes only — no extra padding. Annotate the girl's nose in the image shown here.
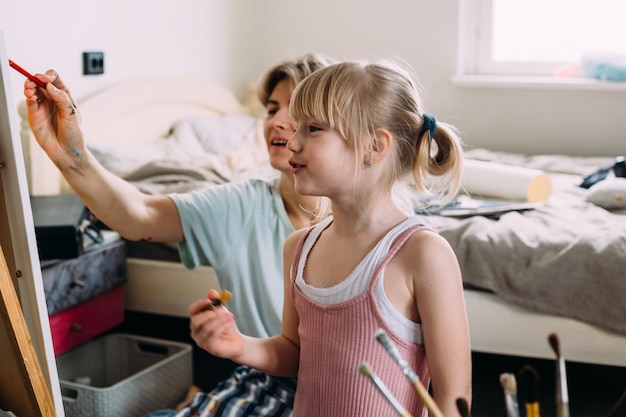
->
[287,134,299,152]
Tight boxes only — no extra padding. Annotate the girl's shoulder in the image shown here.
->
[284,224,314,248]
[397,225,456,267]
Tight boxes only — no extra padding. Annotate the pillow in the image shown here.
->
[89,114,258,176]
[89,135,205,176]
[585,177,626,210]
[169,114,256,153]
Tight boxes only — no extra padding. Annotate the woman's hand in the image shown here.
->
[189,289,244,360]
[23,70,86,170]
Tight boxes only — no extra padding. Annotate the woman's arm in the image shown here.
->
[23,71,183,242]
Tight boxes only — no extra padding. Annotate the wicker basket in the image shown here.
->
[56,333,192,417]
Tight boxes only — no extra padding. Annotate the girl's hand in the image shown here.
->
[189,289,244,360]
[23,70,86,169]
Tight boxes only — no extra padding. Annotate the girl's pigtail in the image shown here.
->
[412,118,464,206]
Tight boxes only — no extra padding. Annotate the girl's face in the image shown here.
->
[288,117,356,199]
[263,80,296,174]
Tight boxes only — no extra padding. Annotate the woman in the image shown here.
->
[23,52,334,417]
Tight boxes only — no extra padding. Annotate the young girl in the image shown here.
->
[189,59,472,417]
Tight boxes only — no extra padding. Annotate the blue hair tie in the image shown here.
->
[419,113,437,140]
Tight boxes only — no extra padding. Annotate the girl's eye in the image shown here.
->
[266,108,278,116]
[308,125,321,133]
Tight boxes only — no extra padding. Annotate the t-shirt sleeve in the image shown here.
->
[169,181,262,269]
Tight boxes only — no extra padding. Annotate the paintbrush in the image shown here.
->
[456,397,471,417]
[500,373,520,417]
[519,365,541,417]
[548,333,570,417]
[202,289,233,311]
[358,361,413,417]
[606,388,626,417]
[374,328,444,417]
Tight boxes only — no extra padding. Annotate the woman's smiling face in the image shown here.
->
[263,79,296,174]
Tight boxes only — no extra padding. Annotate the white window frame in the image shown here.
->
[454,0,626,91]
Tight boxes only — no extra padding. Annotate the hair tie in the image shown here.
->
[419,113,437,140]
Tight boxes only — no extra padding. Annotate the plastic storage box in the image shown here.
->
[56,333,192,417]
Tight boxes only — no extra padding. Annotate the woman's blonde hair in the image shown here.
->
[290,59,464,215]
[257,53,336,106]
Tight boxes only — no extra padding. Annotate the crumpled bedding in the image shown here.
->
[425,149,626,335]
[115,116,278,194]
[99,119,626,335]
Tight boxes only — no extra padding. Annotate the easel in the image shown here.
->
[0,32,64,416]
[0,244,55,416]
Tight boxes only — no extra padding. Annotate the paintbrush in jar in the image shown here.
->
[548,333,570,417]
[358,361,413,417]
[519,365,541,417]
[500,372,520,417]
[606,388,626,417]
[456,397,471,417]
[374,329,444,417]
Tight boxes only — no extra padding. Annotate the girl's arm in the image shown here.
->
[188,231,305,377]
[408,232,472,417]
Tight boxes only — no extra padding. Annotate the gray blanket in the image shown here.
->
[425,149,626,335]
[123,145,626,335]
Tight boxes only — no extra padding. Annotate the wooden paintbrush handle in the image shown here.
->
[557,405,570,417]
[412,380,444,417]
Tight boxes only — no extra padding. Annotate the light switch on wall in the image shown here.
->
[82,52,104,75]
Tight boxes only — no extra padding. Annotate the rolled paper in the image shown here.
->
[462,159,552,202]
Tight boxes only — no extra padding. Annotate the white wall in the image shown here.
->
[0,0,253,105]
[2,0,625,157]
[249,0,626,157]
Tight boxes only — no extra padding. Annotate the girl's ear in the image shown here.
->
[371,128,393,164]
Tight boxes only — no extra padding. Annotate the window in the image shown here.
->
[457,0,626,80]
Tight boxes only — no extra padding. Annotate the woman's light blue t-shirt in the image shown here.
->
[169,176,294,338]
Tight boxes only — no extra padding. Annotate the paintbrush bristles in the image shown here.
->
[500,373,517,395]
[548,333,560,356]
[519,365,541,417]
[358,361,413,417]
[548,332,570,417]
[374,329,444,417]
[500,373,520,417]
[456,397,471,417]
[358,361,374,378]
[374,329,419,382]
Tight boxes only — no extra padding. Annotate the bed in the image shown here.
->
[18,75,626,369]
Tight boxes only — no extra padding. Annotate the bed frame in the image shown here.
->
[18,75,626,369]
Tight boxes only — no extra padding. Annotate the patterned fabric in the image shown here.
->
[145,366,295,417]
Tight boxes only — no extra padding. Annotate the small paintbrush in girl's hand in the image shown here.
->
[548,333,570,417]
[500,373,520,417]
[202,289,233,311]
[519,365,541,417]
